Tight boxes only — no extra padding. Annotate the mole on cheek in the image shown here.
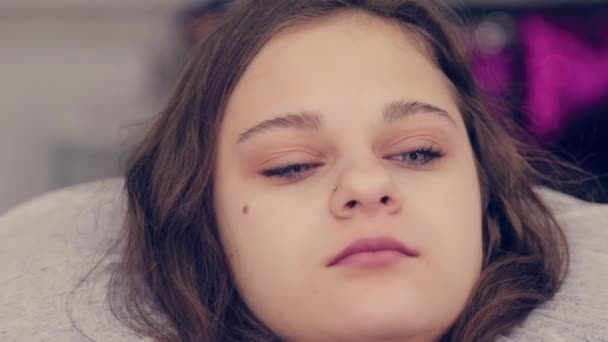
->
[242,205,249,215]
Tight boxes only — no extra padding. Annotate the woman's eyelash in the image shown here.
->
[388,146,444,165]
[261,163,322,181]
[261,146,444,181]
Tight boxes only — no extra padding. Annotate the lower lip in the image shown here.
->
[332,250,409,268]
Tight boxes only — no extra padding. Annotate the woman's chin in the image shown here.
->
[318,294,435,340]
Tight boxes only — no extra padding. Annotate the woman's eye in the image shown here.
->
[389,147,443,166]
[260,146,442,182]
[261,163,320,181]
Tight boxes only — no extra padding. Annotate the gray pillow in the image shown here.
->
[1,179,606,341]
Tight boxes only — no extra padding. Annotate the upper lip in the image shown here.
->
[326,235,419,267]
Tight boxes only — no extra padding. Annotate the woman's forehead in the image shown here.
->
[222,11,463,139]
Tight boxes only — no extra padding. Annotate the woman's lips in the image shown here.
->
[326,235,419,268]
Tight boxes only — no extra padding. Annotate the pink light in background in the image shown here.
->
[520,10,608,141]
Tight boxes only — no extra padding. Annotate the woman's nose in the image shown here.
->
[329,165,402,219]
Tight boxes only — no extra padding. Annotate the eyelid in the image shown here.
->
[383,136,440,155]
[380,124,453,146]
[257,149,325,168]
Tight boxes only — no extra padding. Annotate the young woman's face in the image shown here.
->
[214,13,483,342]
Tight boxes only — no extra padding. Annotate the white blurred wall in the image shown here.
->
[0,0,192,214]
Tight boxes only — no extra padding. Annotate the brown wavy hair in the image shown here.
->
[107,1,570,341]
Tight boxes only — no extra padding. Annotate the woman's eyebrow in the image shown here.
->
[235,100,456,144]
[236,111,323,144]
[383,100,457,127]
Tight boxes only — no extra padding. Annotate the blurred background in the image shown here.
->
[1,0,607,214]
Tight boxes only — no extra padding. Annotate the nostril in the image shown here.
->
[346,200,357,208]
[380,196,390,205]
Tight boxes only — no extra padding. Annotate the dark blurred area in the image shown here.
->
[461,2,608,202]
[1,0,607,214]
